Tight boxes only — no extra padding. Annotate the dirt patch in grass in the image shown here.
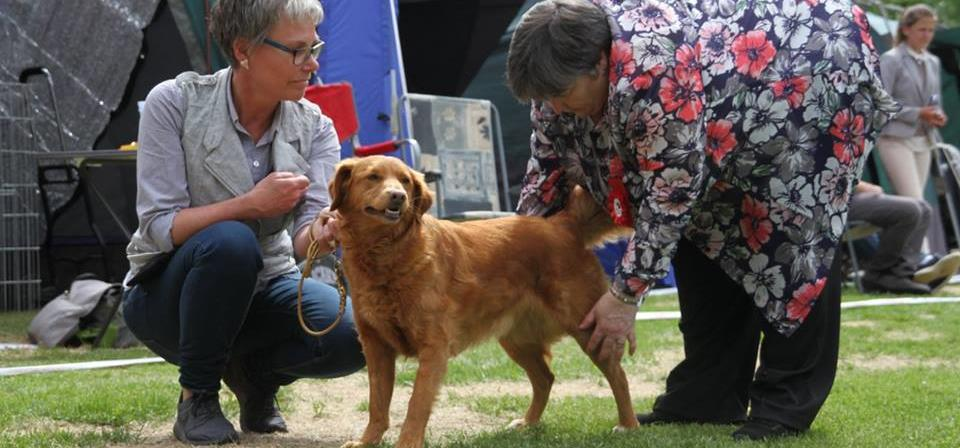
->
[112,350,681,447]
[883,330,940,341]
[841,320,878,328]
[841,354,957,371]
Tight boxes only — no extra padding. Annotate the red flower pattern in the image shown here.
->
[731,30,776,78]
[786,277,827,321]
[829,108,865,165]
[740,195,773,253]
[658,66,704,123]
[706,119,736,164]
[771,76,810,109]
[852,6,874,50]
[610,40,636,83]
[631,64,665,91]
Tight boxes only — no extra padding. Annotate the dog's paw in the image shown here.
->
[612,424,636,433]
[340,441,367,448]
[506,418,528,430]
[507,418,542,430]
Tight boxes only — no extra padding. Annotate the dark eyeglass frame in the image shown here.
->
[262,37,324,65]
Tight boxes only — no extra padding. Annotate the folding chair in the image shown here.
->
[932,142,960,251]
[842,220,882,293]
[304,82,422,164]
[399,93,512,219]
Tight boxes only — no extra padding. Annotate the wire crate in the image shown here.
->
[0,82,43,310]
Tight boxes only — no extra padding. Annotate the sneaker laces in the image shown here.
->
[189,391,226,424]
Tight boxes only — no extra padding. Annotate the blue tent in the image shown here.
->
[316,0,409,160]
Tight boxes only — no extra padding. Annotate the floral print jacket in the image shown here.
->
[516,0,898,335]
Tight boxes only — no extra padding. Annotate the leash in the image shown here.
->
[297,213,348,337]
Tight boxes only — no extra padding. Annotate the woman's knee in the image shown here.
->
[190,221,262,271]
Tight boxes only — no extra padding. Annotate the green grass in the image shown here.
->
[0,286,958,447]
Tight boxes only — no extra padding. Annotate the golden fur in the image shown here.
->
[331,156,638,448]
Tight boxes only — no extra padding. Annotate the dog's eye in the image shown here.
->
[366,173,381,181]
[399,177,411,185]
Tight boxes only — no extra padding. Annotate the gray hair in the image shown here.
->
[210,0,324,66]
[506,0,611,101]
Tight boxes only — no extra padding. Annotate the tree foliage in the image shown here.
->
[878,0,960,27]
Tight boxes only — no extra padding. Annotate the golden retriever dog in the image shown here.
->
[331,156,638,448]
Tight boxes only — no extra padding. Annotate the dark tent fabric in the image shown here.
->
[398,0,525,97]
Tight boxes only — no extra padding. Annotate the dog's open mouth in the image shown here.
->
[365,206,402,222]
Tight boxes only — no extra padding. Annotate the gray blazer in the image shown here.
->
[878,43,942,142]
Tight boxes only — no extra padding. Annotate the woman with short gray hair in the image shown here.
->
[508,0,897,440]
[122,0,364,444]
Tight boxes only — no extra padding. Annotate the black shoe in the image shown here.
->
[732,418,802,441]
[173,390,240,445]
[637,410,743,425]
[917,253,941,271]
[223,357,288,434]
[861,272,931,295]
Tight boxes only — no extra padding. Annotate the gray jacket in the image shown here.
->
[878,43,943,143]
[125,69,323,289]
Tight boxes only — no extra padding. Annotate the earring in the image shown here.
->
[240,59,249,69]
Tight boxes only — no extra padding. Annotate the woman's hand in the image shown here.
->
[919,106,947,128]
[243,171,310,219]
[579,291,638,363]
[309,207,341,253]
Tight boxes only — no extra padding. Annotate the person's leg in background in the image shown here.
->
[913,148,932,196]
[876,136,928,200]
[640,238,761,425]
[224,274,365,433]
[122,220,263,444]
[734,248,843,440]
[847,192,930,293]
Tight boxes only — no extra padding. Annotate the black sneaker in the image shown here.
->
[173,391,239,445]
[732,418,802,441]
[861,272,931,295]
[223,357,288,434]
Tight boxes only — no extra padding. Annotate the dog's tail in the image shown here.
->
[554,186,633,247]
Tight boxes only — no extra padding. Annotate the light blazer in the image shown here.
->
[879,43,943,143]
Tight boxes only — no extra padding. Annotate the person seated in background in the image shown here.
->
[848,180,960,294]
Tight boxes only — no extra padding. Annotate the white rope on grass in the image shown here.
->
[635,296,960,321]
[0,357,164,377]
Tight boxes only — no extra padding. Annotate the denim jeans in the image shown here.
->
[122,221,365,392]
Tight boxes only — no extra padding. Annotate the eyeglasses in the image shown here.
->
[262,38,324,65]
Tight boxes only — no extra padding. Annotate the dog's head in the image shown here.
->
[329,155,434,225]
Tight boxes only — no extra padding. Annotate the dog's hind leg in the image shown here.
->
[498,338,555,429]
[571,332,639,431]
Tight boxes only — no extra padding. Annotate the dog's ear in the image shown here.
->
[329,158,357,211]
[410,167,434,215]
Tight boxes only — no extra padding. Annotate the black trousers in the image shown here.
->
[652,238,841,429]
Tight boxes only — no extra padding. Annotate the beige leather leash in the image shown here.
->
[297,212,347,337]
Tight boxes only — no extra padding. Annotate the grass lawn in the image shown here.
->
[0,286,958,447]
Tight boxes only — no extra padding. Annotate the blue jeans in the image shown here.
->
[122,221,365,392]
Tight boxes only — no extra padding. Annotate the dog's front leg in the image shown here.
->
[395,347,448,448]
[342,329,396,448]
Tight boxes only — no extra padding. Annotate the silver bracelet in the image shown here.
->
[609,286,641,305]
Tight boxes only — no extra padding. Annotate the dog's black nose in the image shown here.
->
[388,190,406,207]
